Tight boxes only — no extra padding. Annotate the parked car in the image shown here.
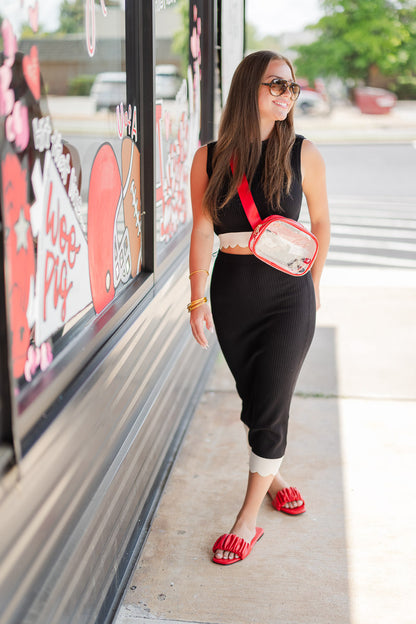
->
[354,87,397,114]
[296,88,330,115]
[295,78,330,115]
[155,64,182,99]
[90,72,126,110]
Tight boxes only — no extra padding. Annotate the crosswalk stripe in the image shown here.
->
[330,237,416,253]
[331,224,416,240]
[330,209,416,221]
[327,216,416,229]
[329,195,416,207]
[302,194,416,269]
[327,251,416,269]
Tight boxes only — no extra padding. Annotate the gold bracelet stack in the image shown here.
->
[189,269,209,279]
[187,297,207,313]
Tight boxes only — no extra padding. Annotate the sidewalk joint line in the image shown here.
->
[203,389,415,402]
[294,391,415,402]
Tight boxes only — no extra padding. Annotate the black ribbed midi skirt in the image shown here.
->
[210,251,316,460]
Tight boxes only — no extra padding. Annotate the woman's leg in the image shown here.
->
[214,471,274,561]
[246,434,303,512]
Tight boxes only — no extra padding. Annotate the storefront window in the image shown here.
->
[0,1,141,405]
[154,0,200,263]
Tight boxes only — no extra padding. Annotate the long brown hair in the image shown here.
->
[203,50,297,222]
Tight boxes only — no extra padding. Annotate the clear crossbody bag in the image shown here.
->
[235,169,319,276]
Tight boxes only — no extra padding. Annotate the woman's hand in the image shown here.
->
[190,303,214,349]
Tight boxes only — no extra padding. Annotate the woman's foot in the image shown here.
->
[268,472,304,511]
[213,471,273,562]
[213,518,256,562]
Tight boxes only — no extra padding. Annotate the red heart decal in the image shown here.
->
[22,45,40,100]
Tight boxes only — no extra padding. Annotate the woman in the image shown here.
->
[188,51,330,565]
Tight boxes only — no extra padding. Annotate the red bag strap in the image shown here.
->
[230,160,262,229]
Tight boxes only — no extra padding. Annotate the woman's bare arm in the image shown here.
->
[189,145,215,347]
[301,139,331,309]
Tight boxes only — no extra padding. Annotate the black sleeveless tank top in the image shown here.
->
[206,135,305,235]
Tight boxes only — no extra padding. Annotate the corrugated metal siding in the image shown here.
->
[0,259,216,624]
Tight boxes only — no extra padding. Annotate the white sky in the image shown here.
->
[2,0,123,36]
[3,0,61,34]
[3,0,322,39]
[245,0,323,35]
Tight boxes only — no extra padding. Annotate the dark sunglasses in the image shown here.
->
[261,78,301,101]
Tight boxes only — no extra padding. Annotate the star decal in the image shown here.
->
[14,207,30,252]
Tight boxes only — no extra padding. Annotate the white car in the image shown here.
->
[296,88,331,116]
[91,72,126,110]
[155,65,182,99]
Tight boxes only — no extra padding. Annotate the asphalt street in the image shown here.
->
[306,143,416,271]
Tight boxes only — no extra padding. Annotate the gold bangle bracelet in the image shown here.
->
[189,269,209,279]
[187,296,207,312]
[187,301,206,313]
[187,296,207,311]
[189,296,206,305]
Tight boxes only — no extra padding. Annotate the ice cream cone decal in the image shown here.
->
[122,137,141,277]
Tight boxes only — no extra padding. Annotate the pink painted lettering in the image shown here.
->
[44,251,73,323]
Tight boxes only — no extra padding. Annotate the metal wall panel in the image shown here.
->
[0,255,217,624]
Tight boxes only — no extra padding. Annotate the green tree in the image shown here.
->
[56,0,119,35]
[20,23,46,38]
[394,1,416,96]
[245,22,261,52]
[172,0,189,77]
[293,0,416,89]
[58,0,84,34]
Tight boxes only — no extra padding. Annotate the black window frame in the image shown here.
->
[0,213,17,469]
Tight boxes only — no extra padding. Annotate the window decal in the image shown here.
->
[88,138,141,314]
[155,2,201,253]
[85,0,108,58]
[155,100,189,242]
[1,20,31,153]
[22,45,41,101]
[30,150,91,345]
[1,15,141,389]
[122,137,142,278]
[116,103,138,142]
[1,154,36,379]
[28,1,39,33]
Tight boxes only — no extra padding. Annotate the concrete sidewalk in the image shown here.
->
[114,265,416,624]
[296,101,416,143]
